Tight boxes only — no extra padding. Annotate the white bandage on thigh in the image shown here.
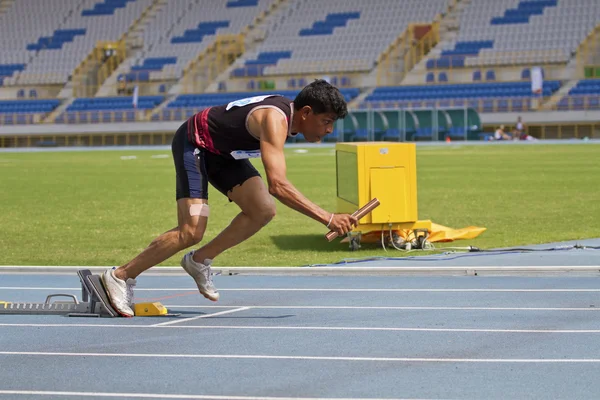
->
[189,203,210,217]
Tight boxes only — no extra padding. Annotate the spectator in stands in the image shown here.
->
[103,46,116,63]
[493,125,512,140]
[117,76,127,95]
[100,80,357,317]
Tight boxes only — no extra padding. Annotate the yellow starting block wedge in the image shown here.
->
[0,301,9,308]
[134,302,170,317]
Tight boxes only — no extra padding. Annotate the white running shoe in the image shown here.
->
[180,251,219,301]
[101,268,136,317]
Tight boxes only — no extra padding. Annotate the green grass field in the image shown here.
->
[1,143,599,267]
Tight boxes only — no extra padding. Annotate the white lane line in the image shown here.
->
[0,390,413,400]
[1,351,600,363]
[151,307,251,327]
[164,305,600,311]
[2,287,600,292]
[1,323,600,333]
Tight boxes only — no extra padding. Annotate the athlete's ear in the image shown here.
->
[300,105,312,120]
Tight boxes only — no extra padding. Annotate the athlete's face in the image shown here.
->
[300,108,337,142]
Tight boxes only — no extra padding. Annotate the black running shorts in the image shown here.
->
[171,122,261,201]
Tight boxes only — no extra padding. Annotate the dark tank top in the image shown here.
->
[187,95,296,160]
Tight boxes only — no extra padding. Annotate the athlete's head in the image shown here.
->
[293,79,347,142]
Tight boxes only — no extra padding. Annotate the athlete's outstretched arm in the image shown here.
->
[254,109,356,235]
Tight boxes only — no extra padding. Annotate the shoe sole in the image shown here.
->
[199,289,219,302]
[100,272,134,318]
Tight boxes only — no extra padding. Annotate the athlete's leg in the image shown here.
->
[114,197,208,281]
[193,175,276,263]
[102,123,211,315]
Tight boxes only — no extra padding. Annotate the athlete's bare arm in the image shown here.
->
[247,109,356,235]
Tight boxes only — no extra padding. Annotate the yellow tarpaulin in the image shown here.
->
[345,223,486,244]
[420,223,486,243]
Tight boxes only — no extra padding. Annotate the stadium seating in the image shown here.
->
[0,64,26,86]
[54,95,163,124]
[0,99,61,113]
[0,99,61,124]
[1,0,598,132]
[0,0,152,86]
[360,81,562,112]
[81,0,137,16]
[67,96,163,111]
[431,0,600,68]
[123,0,276,82]
[556,79,600,110]
[233,0,450,77]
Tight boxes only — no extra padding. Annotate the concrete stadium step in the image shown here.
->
[41,98,76,123]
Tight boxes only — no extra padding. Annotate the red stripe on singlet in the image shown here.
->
[189,107,219,155]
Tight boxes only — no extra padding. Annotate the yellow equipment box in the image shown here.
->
[335,142,431,245]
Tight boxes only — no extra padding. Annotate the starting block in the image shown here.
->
[0,269,178,318]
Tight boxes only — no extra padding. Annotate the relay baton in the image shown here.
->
[325,198,380,242]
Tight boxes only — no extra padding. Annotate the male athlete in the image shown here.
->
[102,79,358,317]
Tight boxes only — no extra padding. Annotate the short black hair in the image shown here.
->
[293,79,348,120]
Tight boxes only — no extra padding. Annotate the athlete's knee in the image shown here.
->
[248,199,276,227]
[178,224,205,248]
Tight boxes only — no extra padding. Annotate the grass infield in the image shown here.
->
[1,143,598,267]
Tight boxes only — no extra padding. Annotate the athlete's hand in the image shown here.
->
[327,213,358,237]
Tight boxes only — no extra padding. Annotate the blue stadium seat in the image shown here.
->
[0,64,26,81]
[0,99,61,124]
[58,96,164,124]
[299,12,360,36]
[26,29,86,51]
[429,41,493,70]
[82,0,135,16]
[441,40,494,57]
[557,79,600,111]
[490,0,558,25]
[568,79,600,95]
[170,21,229,44]
[66,96,163,111]
[130,57,177,74]
[363,81,562,108]
[232,51,293,78]
[226,0,259,7]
